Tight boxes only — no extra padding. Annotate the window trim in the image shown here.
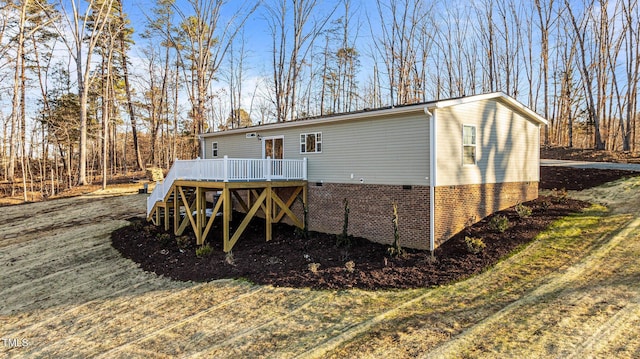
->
[300,132,322,154]
[261,135,285,159]
[212,142,219,158]
[462,124,477,166]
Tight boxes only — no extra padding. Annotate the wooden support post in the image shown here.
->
[195,186,203,245]
[266,185,272,241]
[164,202,170,231]
[201,188,207,228]
[223,186,232,252]
[173,187,179,235]
[303,184,308,231]
[155,204,160,225]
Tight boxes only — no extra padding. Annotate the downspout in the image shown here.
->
[424,106,436,254]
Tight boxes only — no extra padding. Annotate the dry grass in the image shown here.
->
[2,179,640,358]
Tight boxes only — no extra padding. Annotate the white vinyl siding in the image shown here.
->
[436,99,541,186]
[201,96,541,187]
[202,111,430,186]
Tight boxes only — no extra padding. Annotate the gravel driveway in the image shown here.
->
[541,159,640,172]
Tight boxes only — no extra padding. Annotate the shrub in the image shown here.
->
[156,233,172,246]
[176,235,191,249]
[195,243,212,257]
[388,203,404,257]
[488,215,509,233]
[550,188,568,203]
[515,203,532,218]
[132,220,144,231]
[344,260,355,273]
[465,236,486,254]
[225,251,235,266]
[540,199,552,211]
[308,262,321,274]
[336,198,351,247]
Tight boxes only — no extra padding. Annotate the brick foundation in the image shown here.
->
[433,181,539,247]
[307,183,431,250]
[231,181,538,251]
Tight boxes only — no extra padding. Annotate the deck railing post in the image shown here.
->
[303,157,308,180]
[266,156,272,181]
[197,157,202,180]
[223,155,229,182]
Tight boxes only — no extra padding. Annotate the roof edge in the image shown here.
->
[200,102,431,138]
[427,92,547,126]
[200,92,547,138]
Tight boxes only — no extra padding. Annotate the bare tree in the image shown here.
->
[225,31,250,129]
[620,0,639,151]
[265,0,335,121]
[318,0,361,115]
[170,0,257,156]
[565,0,605,149]
[371,0,429,105]
[535,0,557,145]
[50,0,116,185]
[115,0,142,170]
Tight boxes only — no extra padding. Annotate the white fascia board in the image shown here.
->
[429,92,504,109]
[425,92,548,126]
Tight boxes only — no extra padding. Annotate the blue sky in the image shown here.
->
[122,0,346,64]
[119,0,370,125]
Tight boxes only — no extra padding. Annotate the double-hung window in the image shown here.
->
[212,142,219,157]
[462,125,476,165]
[300,132,322,153]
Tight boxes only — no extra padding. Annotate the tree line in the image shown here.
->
[0,0,639,199]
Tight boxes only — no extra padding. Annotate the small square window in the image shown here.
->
[212,142,218,157]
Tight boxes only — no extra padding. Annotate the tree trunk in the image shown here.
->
[117,0,143,171]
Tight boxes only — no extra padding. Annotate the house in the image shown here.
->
[147,92,544,252]
[195,92,546,252]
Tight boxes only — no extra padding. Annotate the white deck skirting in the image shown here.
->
[146,156,307,217]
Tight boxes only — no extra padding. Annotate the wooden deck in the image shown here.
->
[146,158,307,252]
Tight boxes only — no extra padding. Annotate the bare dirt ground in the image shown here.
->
[2,169,640,357]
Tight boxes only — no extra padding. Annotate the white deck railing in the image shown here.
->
[146,156,307,217]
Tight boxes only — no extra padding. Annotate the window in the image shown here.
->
[212,142,218,157]
[300,132,322,153]
[462,125,476,165]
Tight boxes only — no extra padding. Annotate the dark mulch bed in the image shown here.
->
[113,203,586,290]
[111,167,632,290]
[540,166,640,191]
